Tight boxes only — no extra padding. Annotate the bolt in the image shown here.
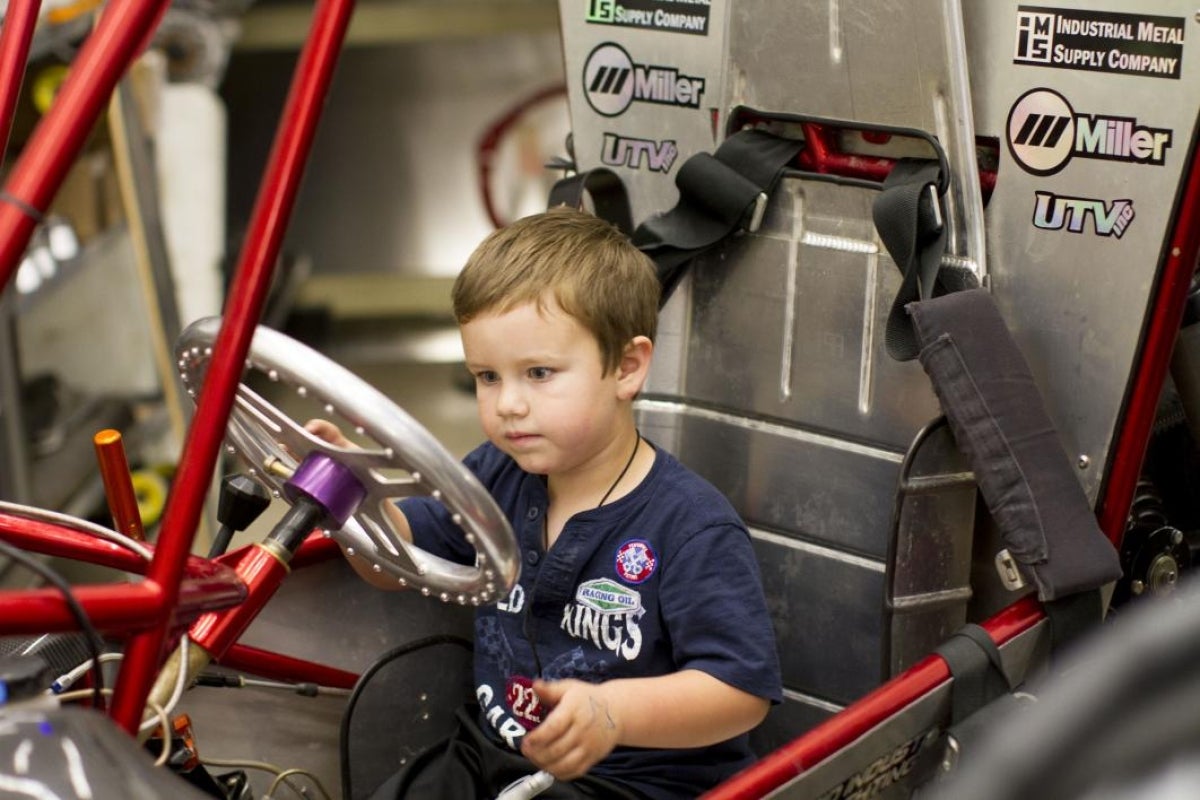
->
[1077,455,1090,469]
[1132,579,1146,595]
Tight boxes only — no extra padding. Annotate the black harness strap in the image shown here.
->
[546,166,634,237]
[872,158,984,362]
[936,623,1013,727]
[631,129,805,306]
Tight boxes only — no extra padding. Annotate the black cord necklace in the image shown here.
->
[597,429,641,508]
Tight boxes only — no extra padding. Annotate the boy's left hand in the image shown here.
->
[519,679,621,780]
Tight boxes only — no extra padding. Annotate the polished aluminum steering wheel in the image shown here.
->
[175,317,519,606]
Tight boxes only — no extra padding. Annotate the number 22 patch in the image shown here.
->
[506,675,545,730]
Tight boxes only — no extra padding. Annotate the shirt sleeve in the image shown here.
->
[659,523,783,704]
[397,443,495,565]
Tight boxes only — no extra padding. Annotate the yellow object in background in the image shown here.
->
[31,64,70,115]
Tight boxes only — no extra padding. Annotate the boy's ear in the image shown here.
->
[615,336,654,400]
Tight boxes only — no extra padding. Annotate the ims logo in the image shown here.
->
[1015,10,1055,63]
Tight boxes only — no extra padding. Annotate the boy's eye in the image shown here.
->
[528,367,554,380]
[474,370,499,385]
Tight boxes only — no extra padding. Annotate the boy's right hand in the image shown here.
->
[304,418,354,449]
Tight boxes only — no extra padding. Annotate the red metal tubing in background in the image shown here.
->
[1099,139,1200,545]
[0,0,41,162]
[0,0,167,287]
[110,0,357,733]
[221,643,359,691]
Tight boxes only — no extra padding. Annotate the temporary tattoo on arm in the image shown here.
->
[588,695,617,730]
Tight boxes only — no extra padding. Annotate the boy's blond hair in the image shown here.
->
[452,206,660,375]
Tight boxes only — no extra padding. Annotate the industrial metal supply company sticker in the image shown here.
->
[586,0,711,36]
[1014,6,1185,79]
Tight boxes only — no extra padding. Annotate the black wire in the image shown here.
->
[0,539,106,708]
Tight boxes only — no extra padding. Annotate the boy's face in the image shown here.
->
[461,297,634,479]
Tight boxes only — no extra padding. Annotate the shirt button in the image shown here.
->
[525,550,540,566]
[526,506,540,520]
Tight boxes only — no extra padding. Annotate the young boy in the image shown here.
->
[311,207,781,799]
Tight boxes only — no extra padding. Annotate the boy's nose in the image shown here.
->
[495,382,528,417]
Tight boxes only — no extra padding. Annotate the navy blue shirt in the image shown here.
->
[401,440,782,799]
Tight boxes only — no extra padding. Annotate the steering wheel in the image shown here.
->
[175,317,519,606]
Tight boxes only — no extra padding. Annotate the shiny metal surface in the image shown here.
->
[962,0,1200,501]
[175,318,519,604]
[724,0,985,274]
[558,0,731,225]
[562,0,992,735]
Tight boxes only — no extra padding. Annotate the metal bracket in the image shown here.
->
[994,549,1027,591]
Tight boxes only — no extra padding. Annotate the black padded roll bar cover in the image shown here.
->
[908,288,1123,602]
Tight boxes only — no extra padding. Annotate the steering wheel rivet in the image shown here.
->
[268,369,279,381]
[187,389,196,398]
[417,565,428,576]
[398,578,407,586]
[452,514,463,525]
[324,404,334,414]
[297,386,308,397]
[411,472,422,483]
[431,489,442,500]
[421,587,431,596]
[372,564,382,573]
[322,530,332,538]
[355,426,365,436]
[271,489,281,498]
[383,448,394,459]
[465,532,475,543]
[346,547,356,556]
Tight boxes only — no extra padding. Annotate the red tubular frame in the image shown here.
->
[0,0,358,735]
[110,0,355,732]
[0,0,40,162]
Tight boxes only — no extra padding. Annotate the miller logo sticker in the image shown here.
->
[583,42,706,117]
[615,539,657,583]
[1006,88,1172,175]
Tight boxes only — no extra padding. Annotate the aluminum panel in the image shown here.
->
[752,529,886,706]
[558,0,732,224]
[638,402,903,557]
[681,178,944,449]
[962,0,1200,501]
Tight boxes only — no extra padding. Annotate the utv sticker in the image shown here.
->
[615,539,657,583]
[1032,191,1134,238]
[1014,6,1185,79]
[601,132,679,173]
[583,42,706,117]
[586,0,710,36]
[1007,88,1172,175]
[576,578,643,614]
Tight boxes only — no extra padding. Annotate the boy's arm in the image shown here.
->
[521,670,769,780]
